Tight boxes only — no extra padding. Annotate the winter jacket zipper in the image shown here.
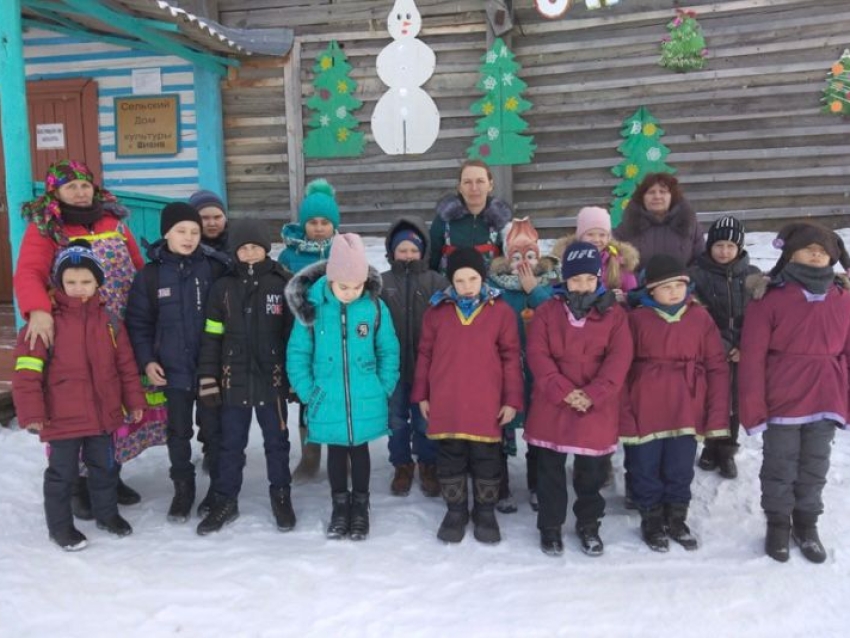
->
[404,262,413,380]
[246,263,255,405]
[341,305,354,445]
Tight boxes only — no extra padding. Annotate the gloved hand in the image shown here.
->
[198,377,222,408]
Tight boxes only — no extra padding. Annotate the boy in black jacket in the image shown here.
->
[195,219,296,535]
[689,216,760,479]
[380,217,448,497]
[125,203,230,524]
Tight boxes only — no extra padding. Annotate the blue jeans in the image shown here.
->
[624,436,697,511]
[217,404,291,498]
[387,382,436,466]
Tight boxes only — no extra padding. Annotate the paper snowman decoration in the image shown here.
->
[371,0,441,154]
[535,0,572,19]
[586,0,620,9]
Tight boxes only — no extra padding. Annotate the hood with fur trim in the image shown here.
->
[435,193,512,231]
[285,260,383,327]
[384,215,431,261]
[550,234,640,272]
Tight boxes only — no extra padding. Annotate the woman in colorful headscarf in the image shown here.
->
[14,159,146,511]
[15,160,144,347]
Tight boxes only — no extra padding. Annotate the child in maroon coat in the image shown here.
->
[621,254,730,553]
[524,242,633,557]
[740,222,850,564]
[12,242,146,551]
[412,248,524,545]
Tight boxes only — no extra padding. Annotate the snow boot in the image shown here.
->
[96,513,133,537]
[665,503,699,550]
[292,427,321,483]
[472,478,502,544]
[496,457,517,514]
[116,476,141,506]
[197,486,216,518]
[167,478,196,523]
[437,475,469,543]
[528,489,539,512]
[765,514,791,562]
[540,527,564,557]
[349,491,370,541]
[792,511,827,564]
[576,521,604,557]
[417,462,440,498]
[697,445,717,472]
[71,476,94,521]
[716,442,738,479]
[270,485,296,532]
[50,526,88,552]
[197,496,239,535]
[326,491,350,540]
[640,505,669,552]
[390,463,414,496]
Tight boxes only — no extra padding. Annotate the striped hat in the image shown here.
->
[707,216,744,250]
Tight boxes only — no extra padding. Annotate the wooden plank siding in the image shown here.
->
[218,0,850,234]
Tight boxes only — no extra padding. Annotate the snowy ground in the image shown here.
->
[1,232,849,638]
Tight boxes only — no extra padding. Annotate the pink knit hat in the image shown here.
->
[326,233,369,284]
[576,207,612,240]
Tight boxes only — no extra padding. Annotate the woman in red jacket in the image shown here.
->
[14,160,145,512]
[412,248,523,545]
[12,242,147,550]
[524,242,633,557]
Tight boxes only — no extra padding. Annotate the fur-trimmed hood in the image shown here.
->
[384,215,432,262]
[617,199,698,240]
[550,234,640,271]
[435,193,512,231]
[285,260,383,326]
[746,270,850,301]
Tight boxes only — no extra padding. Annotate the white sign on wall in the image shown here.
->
[132,68,162,95]
[36,123,65,150]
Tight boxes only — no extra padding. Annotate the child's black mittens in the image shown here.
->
[198,377,222,408]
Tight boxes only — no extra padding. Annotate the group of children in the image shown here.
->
[12,181,849,566]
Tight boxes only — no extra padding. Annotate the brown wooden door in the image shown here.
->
[0,133,13,303]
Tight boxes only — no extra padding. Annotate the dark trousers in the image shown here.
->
[46,435,118,534]
[328,443,371,494]
[760,420,835,518]
[164,389,197,482]
[195,401,222,476]
[526,444,539,491]
[706,363,740,455]
[624,435,697,511]
[535,446,610,530]
[217,404,291,498]
[436,439,501,482]
[387,382,436,466]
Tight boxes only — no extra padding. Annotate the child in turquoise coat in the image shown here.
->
[278,178,340,481]
[286,233,400,541]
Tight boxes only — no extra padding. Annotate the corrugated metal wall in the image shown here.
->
[219,0,850,232]
[23,28,200,198]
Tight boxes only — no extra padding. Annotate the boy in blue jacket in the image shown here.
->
[125,203,230,524]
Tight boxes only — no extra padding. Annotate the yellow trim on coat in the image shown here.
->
[15,356,44,373]
[427,432,502,444]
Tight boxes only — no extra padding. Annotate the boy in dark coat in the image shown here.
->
[12,241,147,550]
[740,222,850,564]
[524,242,633,557]
[622,254,730,552]
[196,219,296,536]
[689,216,761,479]
[412,248,524,545]
[380,217,448,497]
[125,203,230,523]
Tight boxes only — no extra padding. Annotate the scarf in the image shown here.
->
[59,201,105,227]
[780,262,835,295]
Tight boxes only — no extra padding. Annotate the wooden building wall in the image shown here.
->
[218,0,850,233]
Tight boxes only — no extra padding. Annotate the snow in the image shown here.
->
[2,232,849,637]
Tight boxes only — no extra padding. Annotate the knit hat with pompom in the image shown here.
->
[299,179,340,229]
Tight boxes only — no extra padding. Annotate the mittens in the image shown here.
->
[198,377,222,408]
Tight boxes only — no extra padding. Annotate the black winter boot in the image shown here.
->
[576,521,604,557]
[792,511,827,564]
[697,444,717,472]
[496,456,517,514]
[116,476,141,505]
[71,476,94,521]
[437,475,470,543]
[665,503,699,550]
[472,478,501,544]
[50,525,88,552]
[716,441,738,479]
[349,491,370,541]
[640,505,669,552]
[540,527,564,557]
[765,513,791,562]
[270,485,296,532]
[197,495,239,535]
[96,513,133,537]
[167,478,196,523]
[326,491,350,540]
[196,486,216,518]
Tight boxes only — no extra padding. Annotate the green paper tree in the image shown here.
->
[304,41,365,158]
[467,38,536,165]
[660,9,707,73]
[610,106,676,226]
[821,49,850,117]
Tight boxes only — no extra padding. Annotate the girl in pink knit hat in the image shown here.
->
[552,207,640,304]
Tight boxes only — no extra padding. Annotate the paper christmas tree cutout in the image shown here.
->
[304,41,365,158]
[821,50,850,117]
[660,9,707,73]
[610,106,675,226]
[467,38,536,165]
